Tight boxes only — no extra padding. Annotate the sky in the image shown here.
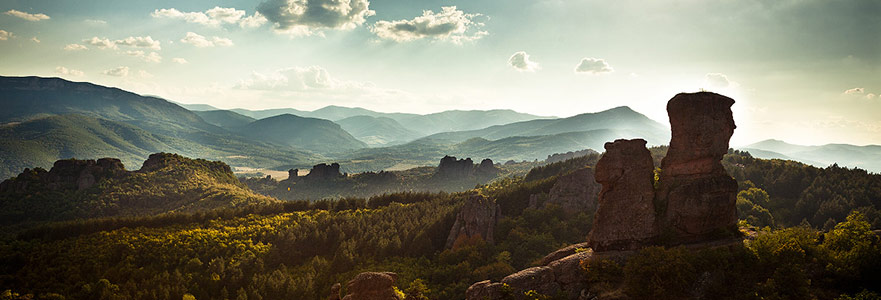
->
[0,0,879,147]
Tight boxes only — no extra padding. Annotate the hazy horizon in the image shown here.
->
[1,0,879,147]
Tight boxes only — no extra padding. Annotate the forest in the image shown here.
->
[0,150,879,299]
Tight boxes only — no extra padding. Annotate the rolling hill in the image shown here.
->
[234,114,367,153]
[336,115,422,146]
[423,106,669,144]
[743,139,881,173]
[194,110,256,129]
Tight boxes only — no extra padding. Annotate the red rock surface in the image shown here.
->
[341,272,401,300]
[446,193,500,249]
[587,139,658,251]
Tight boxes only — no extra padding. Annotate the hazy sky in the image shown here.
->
[0,0,879,146]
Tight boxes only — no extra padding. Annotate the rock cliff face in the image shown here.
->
[306,163,343,179]
[587,139,658,251]
[0,158,126,193]
[339,272,402,300]
[446,194,500,249]
[657,92,738,242]
[545,167,601,216]
[437,156,498,178]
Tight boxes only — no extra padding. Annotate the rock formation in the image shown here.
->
[587,139,658,251]
[656,92,738,242]
[466,249,594,299]
[437,155,474,177]
[544,167,601,216]
[306,163,343,179]
[340,272,402,300]
[0,158,126,193]
[327,283,342,300]
[446,193,500,249]
[288,168,299,180]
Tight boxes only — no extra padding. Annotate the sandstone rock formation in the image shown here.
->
[0,157,126,193]
[657,92,738,242]
[328,283,342,300]
[437,156,498,178]
[446,193,500,249]
[466,249,594,299]
[340,272,402,300]
[544,167,601,216]
[307,163,343,179]
[587,139,658,251]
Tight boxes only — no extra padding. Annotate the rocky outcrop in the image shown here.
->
[306,163,343,179]
[328,283,342,300]
[437,156,498,178]
[544,167,601,216]
[587,139,658,251]
[657,92,738,242]
[465,249,594,299]
[446,194,500,249]
[0,158,126,193]
[340,272,402,300]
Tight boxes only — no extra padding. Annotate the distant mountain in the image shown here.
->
[230,108,311,120]
[224,106,549,135]
[743,139,881,173]
[423,106,669,145]
[175,103,220,111]
[234,114,367,153]
[336,115,422,146]
[194,110,256,129]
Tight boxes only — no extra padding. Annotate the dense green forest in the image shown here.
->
[1,150,880,299]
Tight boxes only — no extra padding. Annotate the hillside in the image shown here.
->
[0,153,277,226]
[424,106,669,145]
[336,115,422,146]
[193,110,256,129]
[234,114,367,153]
[744,139,881,173]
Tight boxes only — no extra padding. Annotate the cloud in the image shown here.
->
[257,0,374,35]
[82,36,161,50]
[172,57,189,64]
[844,87,865,95]
[508,51,539,72]
[705,73,731,88]
[55,66,84,76]
[84,19,107,25]
[574,58,613,74]
[63,44,88,51]
[371,6,486,43]
[236,66,344,90]
[4,9,50,21]
[180,32,234,47]
[138,70,154,79]
[0,30,12,41]
[125,50,162,63]
[152,7,266,28]
[30,37,39,43]
[867,93,876,99]
[102,66,130,77]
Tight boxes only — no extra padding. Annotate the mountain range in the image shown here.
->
[742,139,881,173]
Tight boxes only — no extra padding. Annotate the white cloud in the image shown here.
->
[237,66,344,90]
[84,19,107,25]
[82,36,160,50]
[844,87,865,95]
[867,93,876,99]
[575,58,613,74]
[102,66,130,77]
[240,12,268,28]
[4,9,50,21]
[114,36,161,50]
[0,30,12,41]
[705,73,731,88]
[371,6,486,43]
[63,44,88,51]
[180,32,234,47]
[138,70,154,78]
[30,37,40,43]
[257,0,374,35]
[152,7,265,28]
[125,50,162,63]
[172,57,189,64]
[508,51,539,72]
[55,66,84,76]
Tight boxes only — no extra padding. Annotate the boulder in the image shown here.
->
[328,283,342,300]
[500,266,560,296]
[446,194,500,249]
[539,242,590,266]
[465,280,505,300]
[657,92,738,242]
[341,272,401,300]
[587,139,658,251]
